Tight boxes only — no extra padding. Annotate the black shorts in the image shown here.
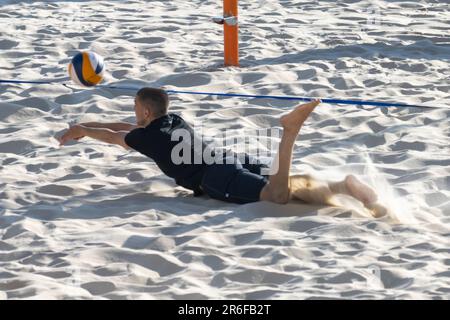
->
[200,159,269,204]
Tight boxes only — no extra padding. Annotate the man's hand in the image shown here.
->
[57,124,86,146]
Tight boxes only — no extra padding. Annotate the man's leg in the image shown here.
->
[289,174,335,205]
[259,99,321,204]
[290,174,387,218]
[290,174,377,204]
[328,175,378,205]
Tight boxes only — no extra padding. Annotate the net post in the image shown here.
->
[223,0,239,67]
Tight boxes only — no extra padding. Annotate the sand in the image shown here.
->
[0,0,449,299]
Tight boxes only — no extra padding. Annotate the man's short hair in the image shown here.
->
[136,87,169,117]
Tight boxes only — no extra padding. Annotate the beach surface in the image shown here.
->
[0,0,449,299]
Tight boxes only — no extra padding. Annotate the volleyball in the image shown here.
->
[68,51,105,87]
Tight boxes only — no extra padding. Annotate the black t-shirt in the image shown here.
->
[125,113,208,193]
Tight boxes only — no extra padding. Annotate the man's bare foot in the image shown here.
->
[280,99,321,133]
[366,202,388,218]
[345,174,378,206]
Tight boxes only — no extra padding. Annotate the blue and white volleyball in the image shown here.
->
[68,51,105,87]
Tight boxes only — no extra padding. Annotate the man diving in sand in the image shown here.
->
[57,87,385,217]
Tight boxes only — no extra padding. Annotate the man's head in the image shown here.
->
[134,87,169,127]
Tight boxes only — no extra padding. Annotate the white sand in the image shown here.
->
[0,0,449,299]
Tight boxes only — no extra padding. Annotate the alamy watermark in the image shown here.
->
[170,121,281,175]
[63,266,82,288]
[361,4,382,32]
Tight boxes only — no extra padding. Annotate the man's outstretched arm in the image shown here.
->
[57,125,130,150]
[80,122,139,132]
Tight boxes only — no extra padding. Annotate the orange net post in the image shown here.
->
[223,0,239,67]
